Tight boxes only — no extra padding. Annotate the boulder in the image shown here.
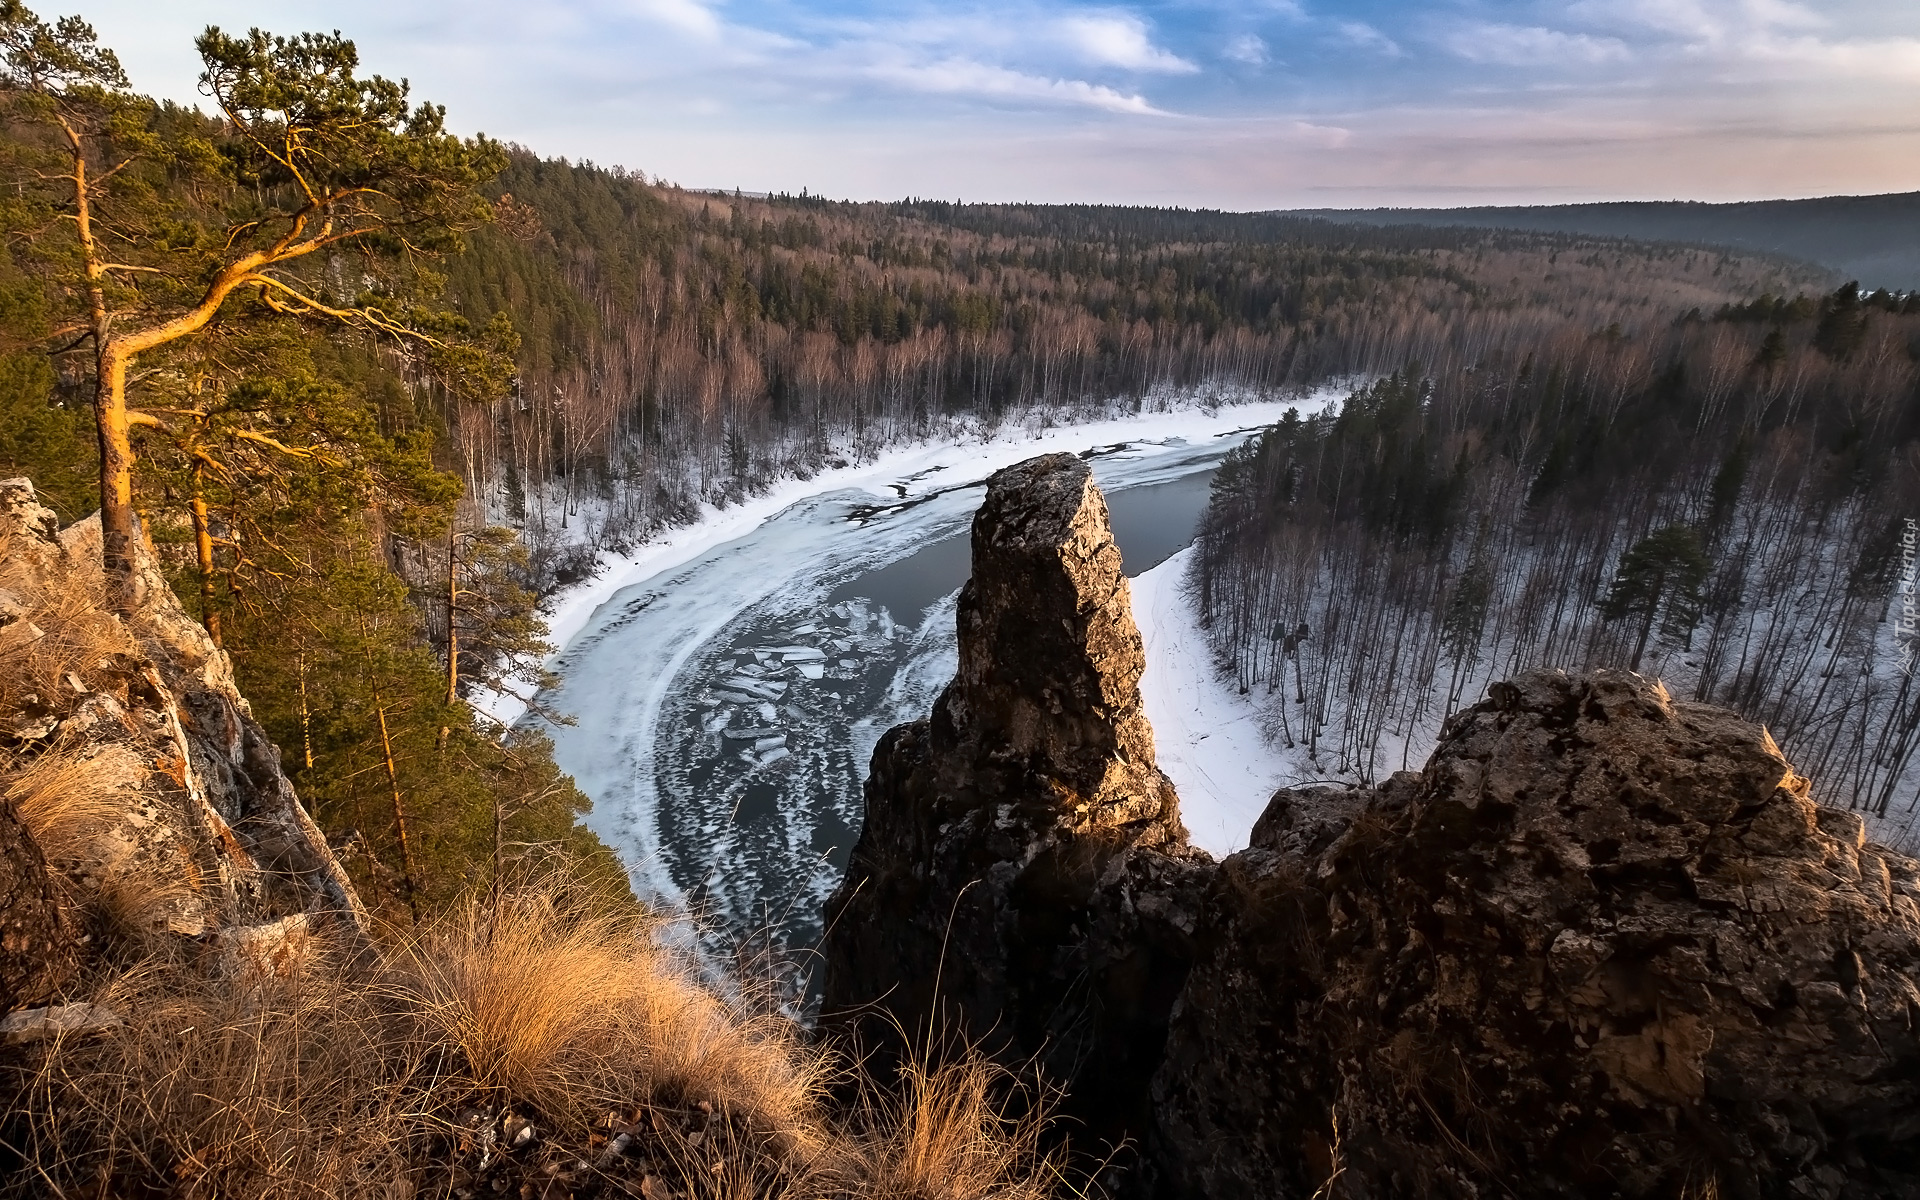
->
[0,1002,123,1045]
[1155,670,1920,1199]
[210,913,321,980]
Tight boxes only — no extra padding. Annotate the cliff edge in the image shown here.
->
[820,454,1920,1199]
[0,477,363,1004]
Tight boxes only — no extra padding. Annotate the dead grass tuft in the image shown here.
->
[403,891,828,1153]
[91,852,207,945]
[0,573,135,725]
[856,1054,1062,1200]
[0,738,122,863]
[0,874,1077,1200]
[2,951,420,1197]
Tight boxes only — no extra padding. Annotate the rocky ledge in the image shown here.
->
[819,454,1920,1199]
[0,478,363,1007]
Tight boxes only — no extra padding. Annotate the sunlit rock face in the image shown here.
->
[823,455,1920,1199]
[932,452,1184,832]
[1155,669,1920,1199]
[821,452,1206,1151]
[0,478,364,950]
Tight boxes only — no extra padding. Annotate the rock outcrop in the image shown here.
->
[822,453,1207,1147]
[821,453,1920,1198]
[0,478,363,982]
[0,791,76,1010]
[1156,670,1920,1199]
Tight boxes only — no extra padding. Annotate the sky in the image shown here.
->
[61,0,1920,209]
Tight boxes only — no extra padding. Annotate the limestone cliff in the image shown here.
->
[820,453,1920,1199]
[0,477,363,988]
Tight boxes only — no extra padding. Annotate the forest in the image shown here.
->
[0,1,1849,915]
[438,160,1819,587]
[1308,192,1920,293]
[1194,282,1920,836]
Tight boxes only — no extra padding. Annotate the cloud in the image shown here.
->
[1737,33,1920,84]
[1563,0,1825,44]
[862,55,1165,115]
[1553,0,1920,85]
[1224,34,1269,66]
[1333,21,1402,57]
[1446,23,1631,66]
[1055,14,1197,74]
[626,0,722,40]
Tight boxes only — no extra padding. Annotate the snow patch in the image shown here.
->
[1134,547,1301,857]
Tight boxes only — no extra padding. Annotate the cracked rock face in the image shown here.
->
[0,478,364,965]
[1154,669,1920,1199]
[821,453,1204,1154]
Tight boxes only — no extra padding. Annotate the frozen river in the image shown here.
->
[529,397,1334,961]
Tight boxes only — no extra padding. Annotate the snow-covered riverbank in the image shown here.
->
[1132,547,1294,857]
[499,394,1329,726]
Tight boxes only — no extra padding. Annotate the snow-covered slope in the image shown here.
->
[1132,547,1299,857]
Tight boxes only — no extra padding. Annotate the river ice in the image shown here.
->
[525,393,1340,958]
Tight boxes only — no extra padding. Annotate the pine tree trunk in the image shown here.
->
[445,523,460,707]
[297,652,315,772]
[73,126,139,613]
[373,691,422,923]
[190,465,221,646]
[94,348,140,613]
[440,524,458,752]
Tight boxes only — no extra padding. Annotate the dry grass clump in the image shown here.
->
[0,877,1076,1200]
[3,948,424,1197]
[0,571,135,725]
[403,893,828,1158]
[856,1055,1064,1200]
[90,852,208,945]
[1,735,207,945]
[0,738,122,863]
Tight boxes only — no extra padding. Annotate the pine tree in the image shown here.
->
[1600,525,1711,670]
[0,4,506,608]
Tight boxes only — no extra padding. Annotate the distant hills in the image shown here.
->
[1291,193,1920,292]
